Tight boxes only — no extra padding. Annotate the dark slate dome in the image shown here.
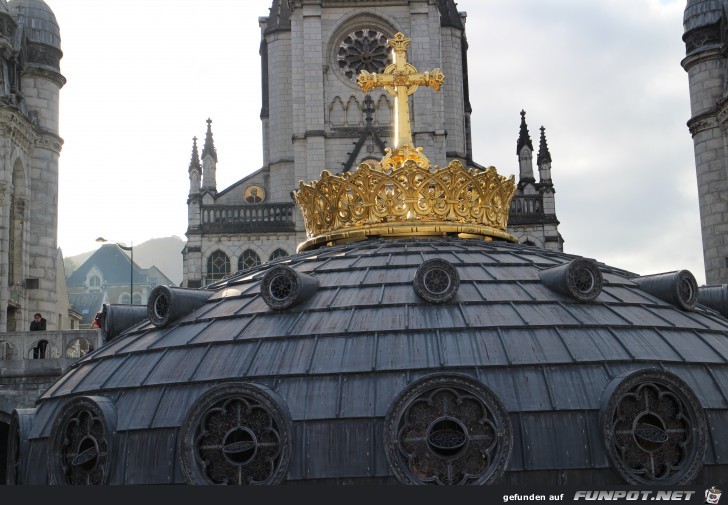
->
[684,0,726,33]
[9,237,728,485]
[9,0,60,49]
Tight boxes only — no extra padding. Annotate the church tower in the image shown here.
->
[507,111,563,250]
[0,0,67,331]
[682,0,728,285]
[182,0,564,287]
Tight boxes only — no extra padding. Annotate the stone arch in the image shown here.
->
[519,234,543,248]
[329,96,346,126]
[66,337,95,359]
[269,248,289,261]
[346,96,361,126]
[27,339,58,359]
[7,156,29,331]
[0,339,15,360]
[376,94,391,127]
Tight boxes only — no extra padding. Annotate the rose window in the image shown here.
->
[179,383,291,485]
[602,370,706,484]
[337,29,390,83]
[384,375,512,485]
[49,398,115,485]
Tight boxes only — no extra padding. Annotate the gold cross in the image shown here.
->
[358,32,444,152]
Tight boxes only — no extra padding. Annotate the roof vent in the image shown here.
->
[632,270,698,311]
[147,286,212,327]
[261,266,319,310]
[538,258,603,302]
[413,259,460,304]
[101,303,148,341]
[697,284,728,317]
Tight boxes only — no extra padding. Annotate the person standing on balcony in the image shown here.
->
[30,312,46,331]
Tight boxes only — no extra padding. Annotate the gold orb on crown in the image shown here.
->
[291,32,517,252]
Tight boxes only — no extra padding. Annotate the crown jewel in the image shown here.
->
[292,32,517,251]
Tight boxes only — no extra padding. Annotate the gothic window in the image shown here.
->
[206,250,230,284]
[383,374,512,485]
[269,248,289,261]
[601,369,707,484]
[239,249,261,271]
[337,29,391,83]
[178,383,292,485]
[119,293,131,304]
[132,292,143,305]
[48,397,116,485]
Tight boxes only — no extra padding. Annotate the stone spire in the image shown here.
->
[517,110,535,183]
[201,118,217,193]
[188,136,201,195]
[537,126,553,185]
[201,118,218,162]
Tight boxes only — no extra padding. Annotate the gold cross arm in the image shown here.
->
[358,68,445,94]
[356,32,445,150]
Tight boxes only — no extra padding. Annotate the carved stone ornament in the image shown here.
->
[601,369,707,485]
[383,374,513,485]
[48,397,117,485]
[178,382,292,485]
[413,258,460,303]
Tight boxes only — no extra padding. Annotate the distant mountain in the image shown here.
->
[64,236,186,286]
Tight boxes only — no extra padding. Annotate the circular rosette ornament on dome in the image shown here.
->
[383,374,512,485]
[179,383,292,485]
[601,369,707,484]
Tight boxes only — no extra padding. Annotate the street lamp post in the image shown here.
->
[96,237,133,304]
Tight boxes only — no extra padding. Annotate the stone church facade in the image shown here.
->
[0,0,74,331]
[182,0,563,288]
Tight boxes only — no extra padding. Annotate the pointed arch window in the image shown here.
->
[239,249,261,271]
[206,250,230,284]
[269,248,289,261]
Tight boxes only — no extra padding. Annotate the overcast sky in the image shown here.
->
[47,0,705,285]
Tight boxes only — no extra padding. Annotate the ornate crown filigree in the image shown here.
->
[292,158,517,251]
[291,31,517,251]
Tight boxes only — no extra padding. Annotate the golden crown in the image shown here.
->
[291,32,517,252]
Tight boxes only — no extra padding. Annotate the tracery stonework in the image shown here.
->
[602,370,707,485]
[337,29,390,83]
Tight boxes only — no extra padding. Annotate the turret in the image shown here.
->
[537,125,556,218]
[537,126,552,185]
[681,0,728,284]
[201,118,217,194]
[516,110,535,184]
[188,136,201,197]
[8,0,65,329]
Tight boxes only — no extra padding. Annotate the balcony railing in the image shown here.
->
[200,203,297,233]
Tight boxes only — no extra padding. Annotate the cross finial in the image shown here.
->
[357,32,444,157]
